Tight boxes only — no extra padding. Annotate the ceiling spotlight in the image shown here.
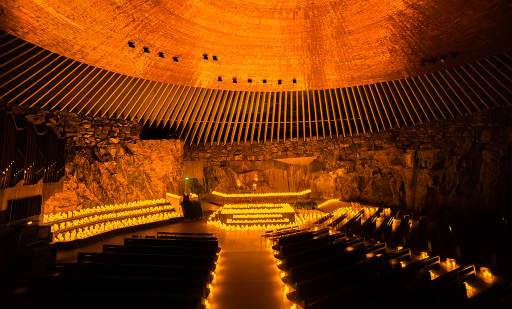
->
[143,47,150,53]
[173,56,179,62]
[128,41,135,48]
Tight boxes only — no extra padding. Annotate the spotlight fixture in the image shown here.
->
[173,56,179,62]
[233,78,237,83]
[203,54,208,60]
[212,55,218,61]
[248,78,252,83]
[278,79,282,85]
[218,76,222,82]
[158,52,164,58]
[262,79,267,84]
[143,47,150,53]
[293,79,297,83]
[128,41,135,48]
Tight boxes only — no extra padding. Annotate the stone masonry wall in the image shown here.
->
[185,107,512,216]
[24,109,142,150]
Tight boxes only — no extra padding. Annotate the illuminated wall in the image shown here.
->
[186,107,512,215]
[43,137,184,214]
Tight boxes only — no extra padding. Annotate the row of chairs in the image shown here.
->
[32,232,220,308]
[266,208,511,309]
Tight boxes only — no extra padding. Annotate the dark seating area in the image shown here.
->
[267,207,512,309]
[17,232,220,308]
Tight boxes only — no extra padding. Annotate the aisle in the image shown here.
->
[209,230,292,309]
[56,219,294,309]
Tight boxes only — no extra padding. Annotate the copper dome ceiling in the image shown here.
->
[1,0,511,91]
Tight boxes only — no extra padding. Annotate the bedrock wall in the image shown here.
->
[185,107,512,215]
[44,139,184,214]
[17,110,185,214]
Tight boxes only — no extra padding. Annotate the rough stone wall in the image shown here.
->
[43,139,184,214]
[185,107,512,216]
[17,109,184,214]
[24,110,142,149]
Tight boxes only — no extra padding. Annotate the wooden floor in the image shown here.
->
[57,219,294,309]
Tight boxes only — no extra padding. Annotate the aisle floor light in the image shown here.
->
[464,281,476,298]
[479,267,494,284]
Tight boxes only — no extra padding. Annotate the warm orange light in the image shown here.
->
[232,214,284,219]
[464,281,476,298]
[317,199,339,208]
[166,193,181,200]
[400,261,407,268]
[429,270,439,280]
[207,203,321,231]
[49,204,178,233]
[479,267,494,283]
[211,189,311,198]
[445,258,457,270]
[52,211,178,242]
[43,198,169,223]
[283,285,289,296]
[419,251,429,259]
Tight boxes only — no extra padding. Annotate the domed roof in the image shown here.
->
[1,0,511,90]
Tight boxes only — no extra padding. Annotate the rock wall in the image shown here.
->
[16,109,185,214]
[44,139,184,214]
[24,109,142,149]
[185,107,512,216]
